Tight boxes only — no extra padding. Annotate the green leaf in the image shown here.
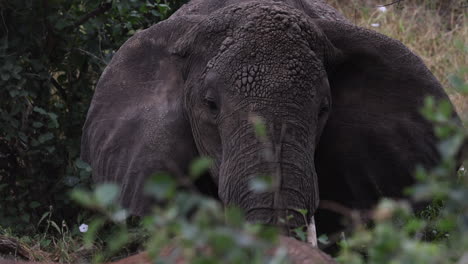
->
[404,218,425,234]
[190,157,213,179]
[293,227,307,242]
[437,134,464,158]
[111,209,128,223]
[256,225,279,241]
[224,206,244,227]
[63,176,80,187]
[70,189,95,208]
[144,173,176,200]
[251,116,267,139]
[47,112,59,128]
[41,239,51,247]
[20,213,30,223]
[437,99,453,119]
[94,184,119,207]
[55,18,69,30]
[33,106,47,115]
[296,208,308,217]
[107,228,130,253]
[38,132,54,143]
[46,146,55,153]
[434,125,454,139]
[30,138,39,147]
[414,166,428,181]
[50,220,62,234]
[32,121,43,128]
[37,211,51,227]
[318,234,329,244]
[0,72,9,81]
[29,201,41,209]
[83,218,105,248]
[8,89,19,97]
[249,175,274,193]
[18,132,28,143]
[80,169,91,178]
[437,217,456,232]
[150,9,161,17]
[75,159,91,172]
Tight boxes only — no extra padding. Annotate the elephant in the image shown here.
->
[81,0,463,238]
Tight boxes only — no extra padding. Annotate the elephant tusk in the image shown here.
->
[307,216,318,247]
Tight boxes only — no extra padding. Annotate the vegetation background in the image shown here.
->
[0,0,466,263]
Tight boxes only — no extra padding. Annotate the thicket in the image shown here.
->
[0,0,187,233]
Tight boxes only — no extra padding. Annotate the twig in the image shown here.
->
[73,48,107,65]
[50,76,68,101]
[0,235,51,261]
[66,2,112,31]
[319,200,357,220]
[378,0,404,7]
[318,200,371,229]
[0,10,7,39]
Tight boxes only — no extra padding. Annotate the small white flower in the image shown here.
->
[79,223,88,233]
[377,6,388,13]
[460,166,465,171]
[371,23,380,28]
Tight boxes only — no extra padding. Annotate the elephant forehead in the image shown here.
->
[203,2,327,102]
[217,53,323,101]
[208,33,324,103]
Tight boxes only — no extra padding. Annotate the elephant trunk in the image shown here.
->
[218,121,319,233]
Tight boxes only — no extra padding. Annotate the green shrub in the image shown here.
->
[70,159,287,264]
[0,0,187,234]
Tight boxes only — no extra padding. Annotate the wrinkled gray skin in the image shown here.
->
[81,0,461,234]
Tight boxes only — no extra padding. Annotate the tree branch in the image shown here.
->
[66,2,112,31]
[378,0,404,7]
[50,76,68,101]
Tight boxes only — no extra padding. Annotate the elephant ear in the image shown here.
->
[81,16,201,215]
[315,20,459,211]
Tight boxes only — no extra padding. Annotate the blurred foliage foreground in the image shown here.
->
[70,84,467,264]
[0,0,467,263]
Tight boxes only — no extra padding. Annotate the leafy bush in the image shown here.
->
[0,0,187,234]
[71,161,288,264]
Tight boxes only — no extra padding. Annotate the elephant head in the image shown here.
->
[81,0,461,234]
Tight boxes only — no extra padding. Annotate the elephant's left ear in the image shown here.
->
[314,20,463,209]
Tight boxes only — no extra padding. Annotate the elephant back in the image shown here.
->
[172,0,349,24]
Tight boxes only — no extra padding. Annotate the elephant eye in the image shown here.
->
[204,96,219,115]
[319,101,330,118]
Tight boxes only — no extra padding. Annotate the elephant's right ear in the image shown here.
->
[315,20,463,209]
[80,16,202,215]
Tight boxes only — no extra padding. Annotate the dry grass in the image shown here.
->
[0,235,51,262]
[328,0,468,120]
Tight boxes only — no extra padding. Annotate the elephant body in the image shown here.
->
[81,0,461,236]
